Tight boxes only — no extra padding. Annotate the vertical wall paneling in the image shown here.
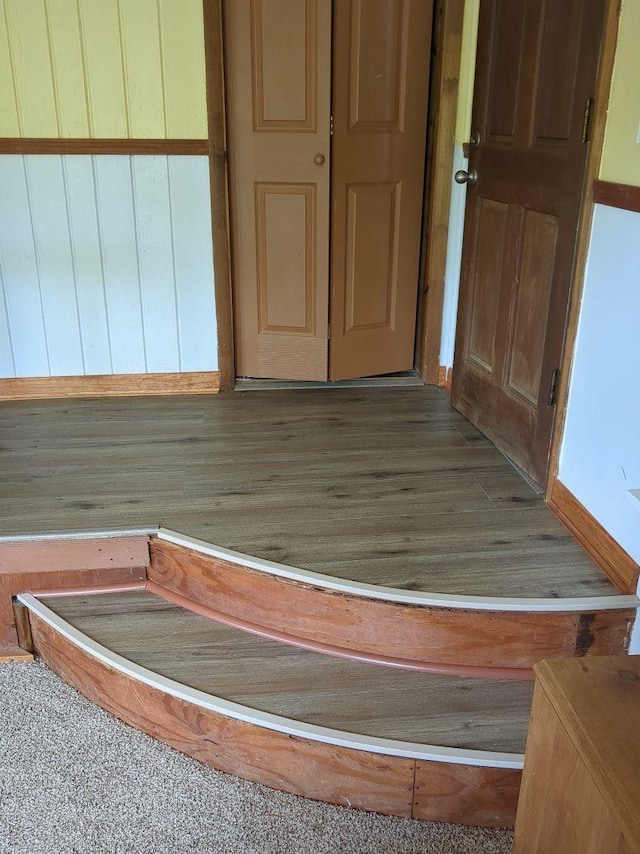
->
[0,258,15,377]
[79,0,129,138]
[0,2,20,136]
[119,0,165,138]
[23,156,84,375]
[45,0,90,137]
[131,157,179,372]
[0,155,217,379]
[0,157,49,376]
[63,156,112,375]
[168,157,217,372]
[0,0,207,139]
[3,0,58,136]
[93,156,147,373]
[158,0,207,139]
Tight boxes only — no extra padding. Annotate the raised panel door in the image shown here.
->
[226,0,331,380]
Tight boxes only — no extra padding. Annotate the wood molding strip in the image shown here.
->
[156,528,638,612]
[593,179,640,213]
[29,582,149,599]
[143,580,533,681]
[0,528,158,544]
[0,371,220,400]
[548,480,640,594]
[18,592,524,768]
[0,139,209,155]
[203,0,235,390]
[0,648,34,662]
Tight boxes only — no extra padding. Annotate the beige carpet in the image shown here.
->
[0,661,513,853]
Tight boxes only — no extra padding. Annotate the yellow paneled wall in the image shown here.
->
[0,0,207,138]
[600,0,640,186]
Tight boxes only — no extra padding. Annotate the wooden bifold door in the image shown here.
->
[225,0,432,381]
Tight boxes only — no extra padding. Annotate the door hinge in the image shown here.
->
[330,115,334,136]
[581,97,594,144]
[548,368,560,406]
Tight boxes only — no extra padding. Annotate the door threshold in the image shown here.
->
[234,372,425,392]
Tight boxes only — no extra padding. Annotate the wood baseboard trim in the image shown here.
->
[437,366,453,393]
[0,138,209,156]
[593,179,640,214]
[548,480,640,594]
[0,647,34,662]
[0,371,220,400]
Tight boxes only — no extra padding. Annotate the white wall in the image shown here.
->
[0,155,217,377]
[558,204,640,565]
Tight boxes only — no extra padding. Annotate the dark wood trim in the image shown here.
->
[416,0,465,384]
[203,0,235,391]
[29,608,522,826]
[0,371,220,401]
[546,0,622,495]
[148,539,633,671]
[548,480,640,594]
[0,138,209,155]
[437,365,453,393]
[593,179,640,213]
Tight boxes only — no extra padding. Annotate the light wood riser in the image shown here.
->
[28,609,522,827]
[0,537,149,654]
[149,539,635,673]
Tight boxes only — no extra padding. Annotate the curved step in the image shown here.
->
[150,530,637,672]
[18,587,531,828]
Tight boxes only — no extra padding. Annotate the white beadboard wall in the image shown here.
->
[0,154,217,378]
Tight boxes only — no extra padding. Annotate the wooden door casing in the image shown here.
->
[329,0,433,381]
[451,0,606,484]
[225,0,332,380]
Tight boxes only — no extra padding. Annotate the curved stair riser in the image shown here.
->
[149,539,635,671]
[25,605,522,828]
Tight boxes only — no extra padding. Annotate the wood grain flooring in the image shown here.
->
[42,590,533,753]
[0,387,617,598]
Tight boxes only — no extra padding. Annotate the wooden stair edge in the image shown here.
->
[155,528,637,613]
[148,536,637,670]
[18,590,524,827]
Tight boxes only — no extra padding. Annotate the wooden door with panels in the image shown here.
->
[225,0,432,382]
[451,0,606,485]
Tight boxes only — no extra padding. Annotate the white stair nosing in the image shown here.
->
[18,593,525,770]
[157,528,639,614]
[0,526,159,543]
[3,525,635,613]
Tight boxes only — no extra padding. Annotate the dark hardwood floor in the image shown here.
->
[0,387,617,598]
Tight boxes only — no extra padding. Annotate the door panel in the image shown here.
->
[226,0,331,380]
[330,0,432,381]
[452,0,605,484]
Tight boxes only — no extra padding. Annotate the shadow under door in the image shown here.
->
[225,0,432,381]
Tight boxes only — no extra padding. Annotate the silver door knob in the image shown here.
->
[455,169,478,186]
[313,153,326,166]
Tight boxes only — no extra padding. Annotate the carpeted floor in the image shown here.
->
[0,661,514,853]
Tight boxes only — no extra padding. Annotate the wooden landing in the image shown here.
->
[20,587,530,826]
[0,388,623,599]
